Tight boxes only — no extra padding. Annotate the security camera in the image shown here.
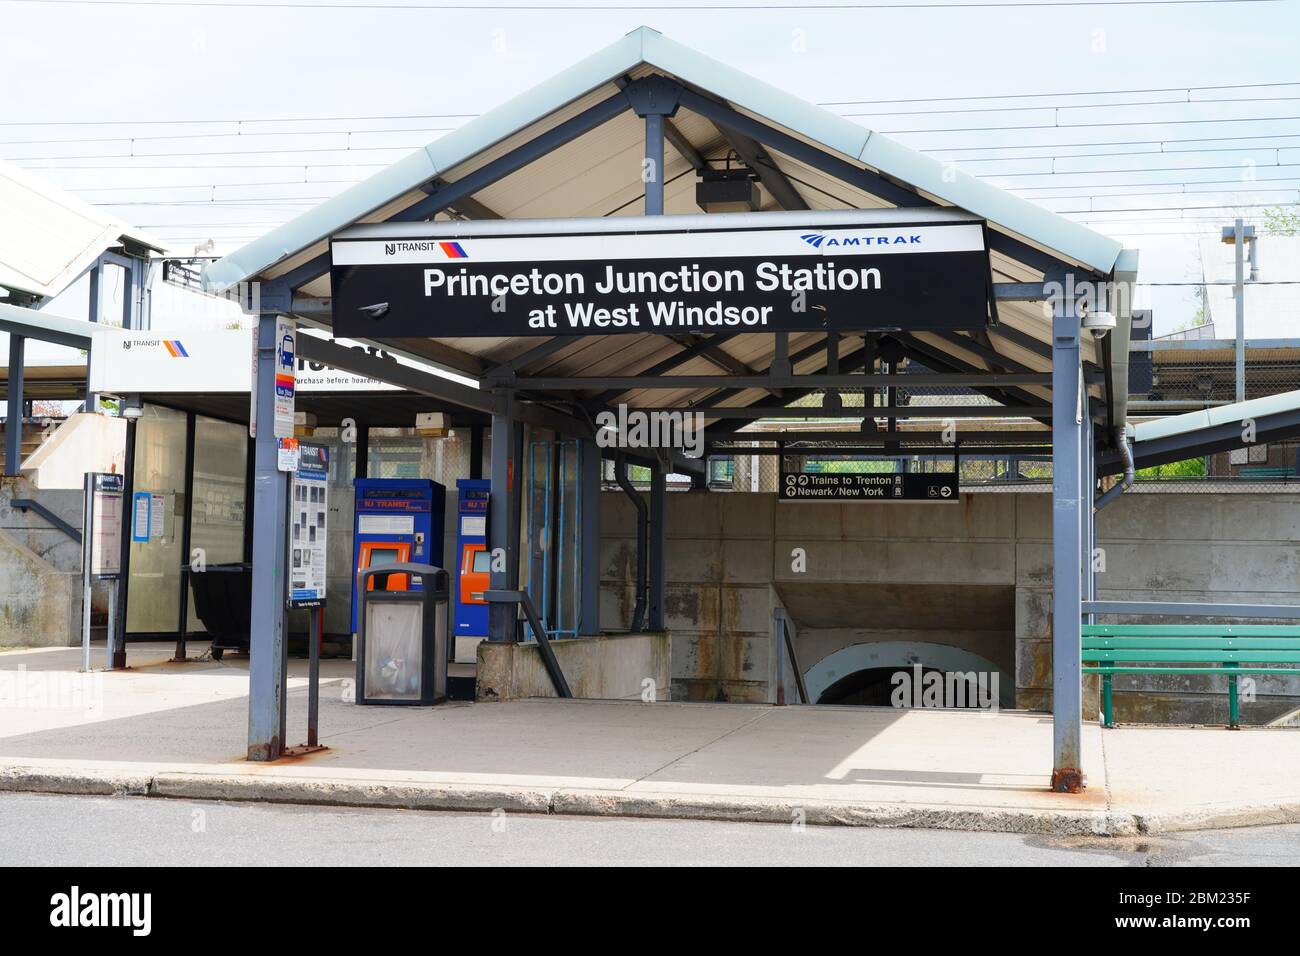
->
[1082,310,1116,339]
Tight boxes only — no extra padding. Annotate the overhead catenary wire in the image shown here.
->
[2,0,1285,11]
[13,66,1299,245]
[3,78,1296,128]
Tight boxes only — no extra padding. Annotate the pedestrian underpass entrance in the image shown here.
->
[774,583,1016,710]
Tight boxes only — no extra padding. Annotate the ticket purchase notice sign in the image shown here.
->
[330,218,993,339]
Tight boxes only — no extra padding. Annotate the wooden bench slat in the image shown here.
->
[1083,650,1300,663]
[1082,666,1290,674]
[1082,624,1300,637]
[1082,637,1300,651]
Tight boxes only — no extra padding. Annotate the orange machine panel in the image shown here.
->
[460,543,490,605]
[358,541,411,591]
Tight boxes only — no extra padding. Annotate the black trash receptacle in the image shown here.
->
[355,563,449,705]
[187,563,252,660]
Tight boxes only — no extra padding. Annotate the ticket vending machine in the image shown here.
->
[350,478,445,634]
[453,479,490,660]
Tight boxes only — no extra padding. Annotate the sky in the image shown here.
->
[3,0,1300,339]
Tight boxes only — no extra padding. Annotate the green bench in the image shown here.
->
[1239,467,1295,479]
[1081,624,1300,729]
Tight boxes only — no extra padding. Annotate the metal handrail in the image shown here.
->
[10,498,81,544]
[772,606,808,705]
[484,589,573,698]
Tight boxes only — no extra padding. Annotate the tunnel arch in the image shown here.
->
[803,641,1014,709]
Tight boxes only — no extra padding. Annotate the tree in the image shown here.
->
[1261,205,1300,237]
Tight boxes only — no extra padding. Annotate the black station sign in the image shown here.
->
[329,220,993,338]
[779,460,960,503]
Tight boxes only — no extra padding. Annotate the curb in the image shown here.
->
[0,765,1130,835]
[550,788,1136,835]
[1134,801,1300,834]
[0,766,152,797]
[2,766,1297,837]
[150,772,555,814]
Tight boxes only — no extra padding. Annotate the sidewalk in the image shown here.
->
[2,643,1298,835]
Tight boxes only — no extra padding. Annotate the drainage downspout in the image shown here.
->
[614,453,647,632]
[1096,249,1139,513]
[1095,426,1135,511]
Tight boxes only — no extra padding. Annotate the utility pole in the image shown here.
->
[1221,219,1257,403]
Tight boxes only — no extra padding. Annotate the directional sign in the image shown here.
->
[779,462,959,503]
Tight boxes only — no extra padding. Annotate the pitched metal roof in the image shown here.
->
[205,25,1122,295]
[201,26,1133,435]
[0,160,166,300]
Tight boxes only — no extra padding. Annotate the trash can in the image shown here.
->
[186,563,252,660]
[355,563,450,705]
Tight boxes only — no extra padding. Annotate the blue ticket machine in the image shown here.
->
[351,478,445,633]
[453,479,490,642]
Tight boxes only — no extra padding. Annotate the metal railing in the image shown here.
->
[9,497,81,543]
[771,605,808,706]
[484,588,573,698]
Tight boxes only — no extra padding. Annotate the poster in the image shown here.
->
[131,492,150,543]
[273,315,296,439]
[288,443,329,608]
[90,474,124,578]
[277,436,300,473]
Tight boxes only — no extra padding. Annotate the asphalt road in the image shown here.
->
[4,792,1300,866]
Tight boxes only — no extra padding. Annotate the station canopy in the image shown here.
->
[0,159,166,302]
[204,26,1136,446]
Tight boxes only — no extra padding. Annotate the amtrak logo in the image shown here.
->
[800,232,923,248]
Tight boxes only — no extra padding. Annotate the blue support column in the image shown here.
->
[488,410,522,642]
[625,74,678,217]
[87,261,101,324]
[247,312,289,761]
[1082,408,1096,609]
[578,438,601,637]
[648,462,666,630]
[5,335,24,476]
[86,260,102,413]
[1051,298,1085,792]
[644,112,665,216]
[120,259,135,330]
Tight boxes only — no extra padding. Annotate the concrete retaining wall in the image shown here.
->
[476,631,670,702]
[599,489,1300,723]
[0,479,85,648]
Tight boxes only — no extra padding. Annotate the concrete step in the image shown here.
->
[1266,706,1300,728]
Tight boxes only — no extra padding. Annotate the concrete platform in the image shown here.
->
[1,642,1298,835]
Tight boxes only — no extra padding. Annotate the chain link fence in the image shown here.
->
[1130,348,1300,408]
[697,440,1300,495]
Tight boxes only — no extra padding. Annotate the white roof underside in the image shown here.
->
[0,160,166,300]
[204,26,1126,420]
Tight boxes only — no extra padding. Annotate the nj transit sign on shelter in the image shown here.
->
[329,215,994,339]
[87,328,474,394]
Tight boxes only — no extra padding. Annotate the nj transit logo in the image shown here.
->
[118,338,187,356]
[383,240,467,258]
